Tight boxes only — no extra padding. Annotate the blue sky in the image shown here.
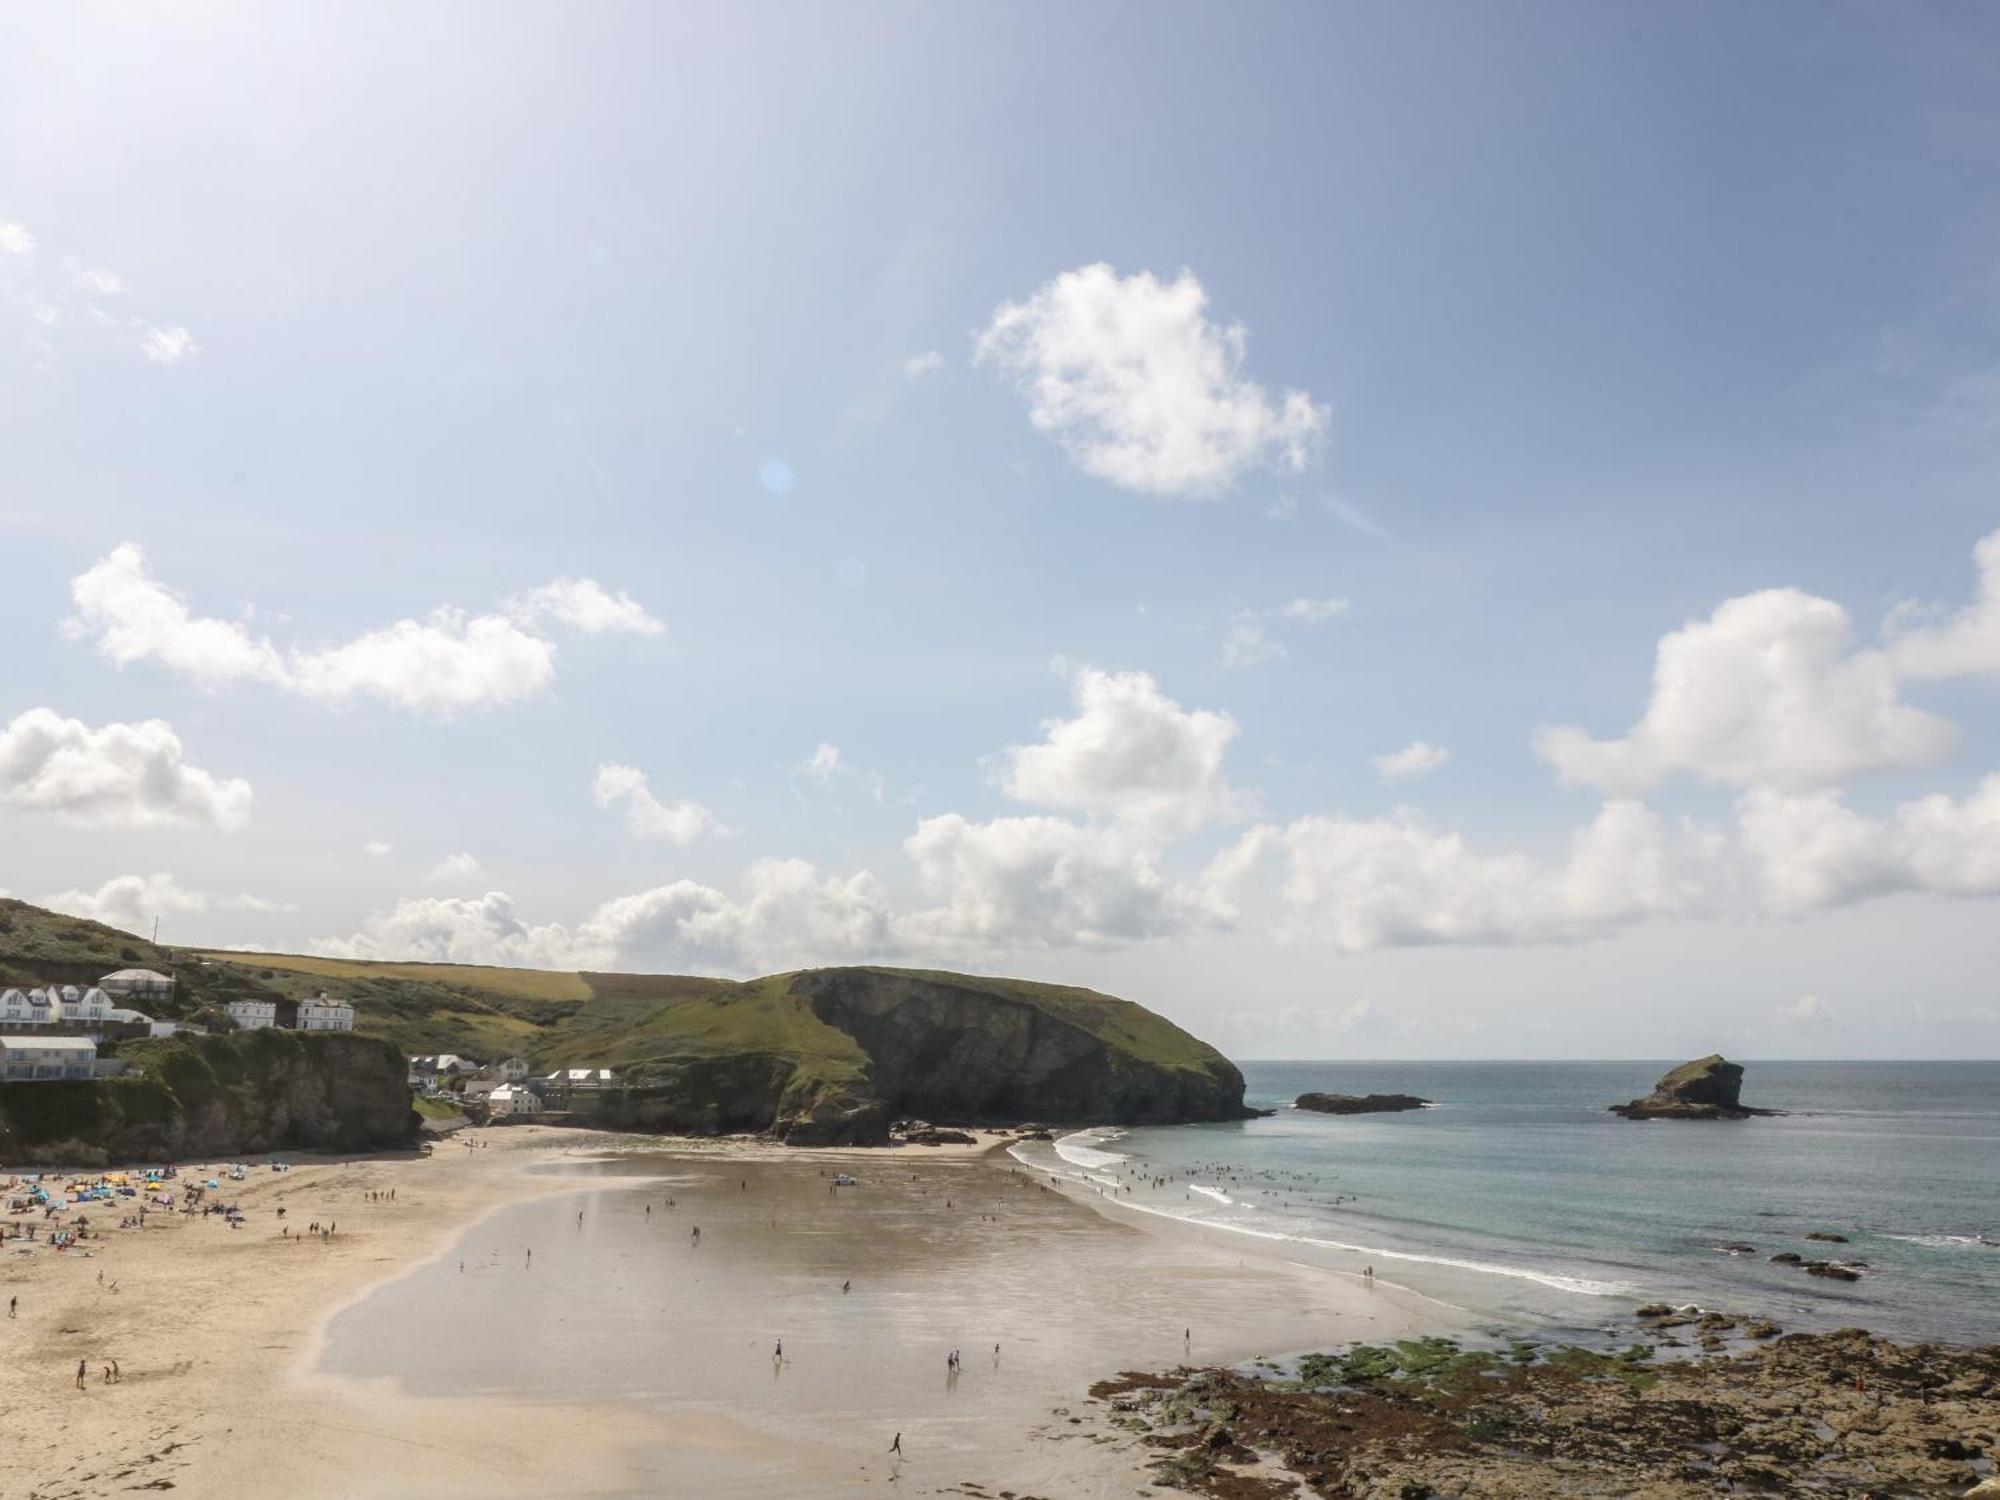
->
[5,2,2000,1058]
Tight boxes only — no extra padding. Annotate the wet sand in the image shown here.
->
[3,1130,1449,1498]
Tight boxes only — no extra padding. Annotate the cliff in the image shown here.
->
[1609,1054,1779,1120]
[0,1031,421,1166]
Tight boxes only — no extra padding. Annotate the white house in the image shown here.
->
[297,994,355,1032]
[0,1035,98,1081]
[226,999,278,1030]
[544,1067,618,1090]
[488,1083,542,1117]
[0,989,41,1026]
[99,968,175,1002]
[64,987,112,1025]
[494,1056,531,1082]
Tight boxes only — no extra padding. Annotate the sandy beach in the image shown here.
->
[1,1126,1445,1499]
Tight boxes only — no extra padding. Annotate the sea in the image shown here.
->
[1009,1060,2000,1347]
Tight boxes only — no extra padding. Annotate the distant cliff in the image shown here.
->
[0,1031,420,1166]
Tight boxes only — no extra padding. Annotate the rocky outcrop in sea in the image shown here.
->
[1610,1053,1779,1120]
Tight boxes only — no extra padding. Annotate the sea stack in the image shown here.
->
[1295,1092,1431,1115]
[1610,1054,1778,1120]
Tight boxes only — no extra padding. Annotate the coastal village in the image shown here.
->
[0,966,354,1084]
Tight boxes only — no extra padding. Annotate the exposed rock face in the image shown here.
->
[0,1031,419,1166]
[790,968,1250,1132]
[1295,1091,1430,1115]
[1084,1329,2000,1499]
[1609,1054,1778,1119]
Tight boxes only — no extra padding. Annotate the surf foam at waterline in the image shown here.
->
[1188,1185,1233,1206]
[1053,1128,1130,1171]
[1013,1143,1640,1300]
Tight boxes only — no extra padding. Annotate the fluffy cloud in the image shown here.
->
[903,350,944,379]
[427,852,484,883]
[975,263,1328,497]
[1535,588,1955,793]
[0,223,34,255]
[900,814,1191,950]
[315,891,610,969]
[592,763,713,844]
[1266,800,1721,953]
[801,743,843,782]
[139,324,197,364]
[997,665,1245,836]
[1220,615,1286,670]
[1777,993,1834,1028]
[363,841,393,856]
[1888,527,2000,679]
[1373,740,1451,782]
[43,873,291,936]
[67,543,660,714]
[507,578,664,636]
[587,860,895,971]
[1281,597,1349,624]
[0,708,252,830]
[1737,777,2000,911]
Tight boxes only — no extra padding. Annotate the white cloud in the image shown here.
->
[592,763,713,844]
[1268,800,1721,953]
[1535,588,1955,793]
[315,891,610,970]
[1373,740,1451,782]
[139,324,198,364]
[1281,597,1349,624]
[899,813,1192,951]
[1888,527,2000,679]
[801,743,843,782]
[427,852,484,883]
[507,577,664,636]
[286,609,557,712]
[998,665,1246,837]
[68,543,288,690]
[1777,993,1834,1028]
[363,841,394,856]
[975,263,1328,497]
[1221,615,1286,670]
[69,264,125,295]
[67,543,660,714]
[1737,777,2000,911]
[0,707,252,830]
[0,223,35,255]
[587,859,895,972]
[902,350,944,379]
[42,873,290,936]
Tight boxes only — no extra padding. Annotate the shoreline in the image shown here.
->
[6,1126,1986,1498]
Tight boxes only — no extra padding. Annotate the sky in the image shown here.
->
[4,1,2000,1060]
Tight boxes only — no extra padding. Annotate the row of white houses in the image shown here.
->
[0,985,165,1034]
[224,993,356,1032]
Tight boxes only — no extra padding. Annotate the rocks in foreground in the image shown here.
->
[1085,1329,1998,1498]
[1294,1091,1431,1115]
[1609,1053,1779,1120]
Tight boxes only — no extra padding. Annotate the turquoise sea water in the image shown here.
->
[1013,1061,2000,1345]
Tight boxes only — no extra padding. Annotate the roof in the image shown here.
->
[100,969,172,983]
[1,1035,96,1052]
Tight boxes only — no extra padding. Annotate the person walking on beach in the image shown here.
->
[889,1432,902,1456]
[75,1360,86,1391]
[9,1294,16,1318]
[774,1339,783,1361]
[526,1248,532,1267]
[111,1360,120,1384]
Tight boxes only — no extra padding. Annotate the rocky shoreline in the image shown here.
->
[1080,1327,1999,1497]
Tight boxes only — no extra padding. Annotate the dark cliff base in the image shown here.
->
[1295,1091,1430,1115]
[0,1031,420,1167]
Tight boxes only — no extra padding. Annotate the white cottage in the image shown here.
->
[297,994,355,1032]
[99,968,176,1002]
[0,1035,98,1081]
[226,999,278,1030]
[488,1083,542,1117]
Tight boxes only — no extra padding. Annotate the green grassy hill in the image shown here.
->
[0,899,1246,1143]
